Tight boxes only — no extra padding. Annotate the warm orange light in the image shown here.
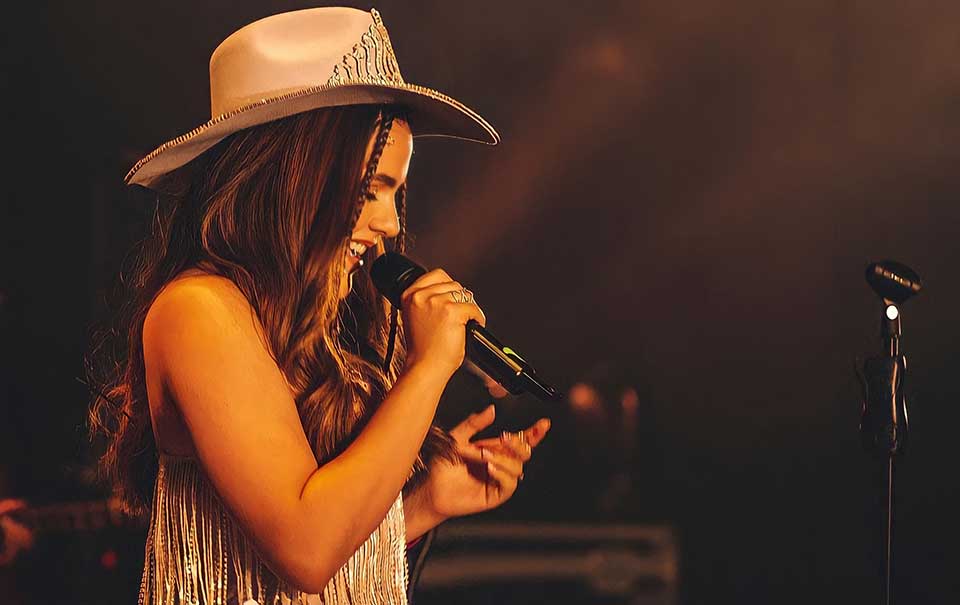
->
[569,382,602,412]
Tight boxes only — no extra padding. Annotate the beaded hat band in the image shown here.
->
[125,7,499,188]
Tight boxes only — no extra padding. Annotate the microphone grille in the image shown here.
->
[865,260,923,304]
[370,252,427,307]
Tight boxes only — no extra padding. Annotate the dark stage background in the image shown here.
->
[3,1,960,603]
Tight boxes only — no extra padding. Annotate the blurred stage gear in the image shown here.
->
[0,496,146,605]
[857,260,922,605]
[562,363,662,520]
[414,521,678,605]
[371,252,559,401]
[1,496,141,569]
[6,497,137,534]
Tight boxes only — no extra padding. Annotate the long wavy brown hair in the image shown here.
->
[88,105,454,514]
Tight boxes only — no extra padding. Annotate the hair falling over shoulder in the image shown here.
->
[87,106,455,514]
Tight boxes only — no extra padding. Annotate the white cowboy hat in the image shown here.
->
[125,6,499,188]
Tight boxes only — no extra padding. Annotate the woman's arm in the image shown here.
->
[143,272,481,593]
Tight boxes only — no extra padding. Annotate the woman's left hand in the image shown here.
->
[423,405,551,520]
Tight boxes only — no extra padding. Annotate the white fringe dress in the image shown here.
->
[137,454,410,605]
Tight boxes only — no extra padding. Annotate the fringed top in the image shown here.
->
[138,454,409,605]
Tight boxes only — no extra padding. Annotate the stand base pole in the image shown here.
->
[884,456,893,605]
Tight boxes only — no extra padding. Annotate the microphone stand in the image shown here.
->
[858,261,921,605]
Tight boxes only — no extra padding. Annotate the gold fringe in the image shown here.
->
[139,455,409,604]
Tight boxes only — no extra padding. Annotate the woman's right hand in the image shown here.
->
[0,499,33,566]
[400,268,486,377]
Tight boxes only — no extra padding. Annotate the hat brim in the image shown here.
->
[125,81,499,188]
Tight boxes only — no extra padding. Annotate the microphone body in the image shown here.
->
[371,252,558,401]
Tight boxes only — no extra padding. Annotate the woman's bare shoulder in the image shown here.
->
[143,270,263,352]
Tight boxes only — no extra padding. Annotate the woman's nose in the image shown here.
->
[368,199,400,239]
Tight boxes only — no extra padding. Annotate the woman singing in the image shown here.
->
[88,7,550,604]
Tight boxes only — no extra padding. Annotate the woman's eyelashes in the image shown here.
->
[364,188,400,205]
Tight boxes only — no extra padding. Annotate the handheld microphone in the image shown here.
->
[370,252,559,402]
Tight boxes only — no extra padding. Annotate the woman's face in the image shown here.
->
[340,118,413,299]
